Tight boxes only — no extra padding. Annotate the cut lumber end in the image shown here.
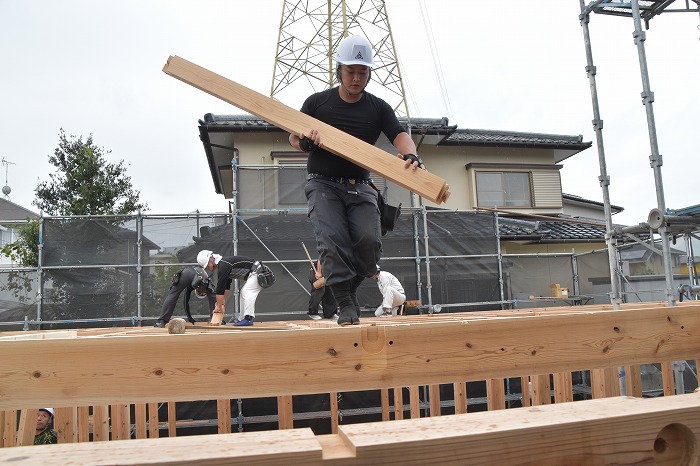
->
[210,312,224,326]
[166,318,187,334]
[162,55,174,73]
[438,184,451,204]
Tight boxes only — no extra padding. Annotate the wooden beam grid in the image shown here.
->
[1,302,700,458]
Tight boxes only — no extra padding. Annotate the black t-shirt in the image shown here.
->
[300,87,405,180]
[214,256,255,295]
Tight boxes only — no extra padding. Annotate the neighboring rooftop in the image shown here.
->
[199,113,592,165]
[0,198,39,222]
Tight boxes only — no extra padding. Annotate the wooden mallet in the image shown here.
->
[302,242,325,289]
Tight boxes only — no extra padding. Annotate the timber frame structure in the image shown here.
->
[2,302,700,463]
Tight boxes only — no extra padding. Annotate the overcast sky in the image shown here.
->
[1,1,698,225]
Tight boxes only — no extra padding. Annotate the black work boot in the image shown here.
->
[349,275,364,318]
[331,280,360,326]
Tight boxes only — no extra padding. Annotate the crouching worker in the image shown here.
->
[372,267,405,317]
[197,249,275,326]
[154,266,215,327]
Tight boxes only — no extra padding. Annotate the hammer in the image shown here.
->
[302,242,325,289]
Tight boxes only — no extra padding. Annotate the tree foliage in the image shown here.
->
[33,129,147,216]
[2,130,147,267]
[0,220,39,267]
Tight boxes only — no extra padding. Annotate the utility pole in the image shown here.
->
[270,0,409,116]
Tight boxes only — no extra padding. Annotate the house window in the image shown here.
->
[476,172,532,207]
[274,157,308,206]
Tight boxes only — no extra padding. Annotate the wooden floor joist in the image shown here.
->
[162,55,451,204]
[2,303,700,409]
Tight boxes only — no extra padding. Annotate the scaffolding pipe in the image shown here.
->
[579,0,623,311]
[137,211,143,324]
[421,205,434,313]
[36,214,45,329]
[494,212,506,309]
[687,233,698,287]
[231,156,241,320]
[631,0,675,306]
[571,248,581,297]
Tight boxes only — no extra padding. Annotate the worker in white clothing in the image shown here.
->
[372,267,406,317]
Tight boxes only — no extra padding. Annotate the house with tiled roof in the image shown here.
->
[197,113,624,253]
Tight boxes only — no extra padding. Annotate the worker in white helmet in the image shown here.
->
[289,34,424,326]
[195,249,275,326]
[35,408,57,445]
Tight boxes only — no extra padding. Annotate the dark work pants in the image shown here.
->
[157,267,216,322]
[305,178,382,286]
[309,285,338,318]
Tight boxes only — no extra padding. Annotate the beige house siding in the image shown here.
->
[532,171,563,209]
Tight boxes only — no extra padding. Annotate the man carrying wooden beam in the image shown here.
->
[288,35,425,326]
[197,250,274,326]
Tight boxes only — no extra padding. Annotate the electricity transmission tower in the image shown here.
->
[270,0,409,116]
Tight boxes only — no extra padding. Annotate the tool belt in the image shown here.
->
[308,173,371,185]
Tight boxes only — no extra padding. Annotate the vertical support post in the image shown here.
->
[167,402,176,437]
[571,248,581,297]
[494,212,506,309]
[393,387,404,420]
[217,400,231,434]
[36,214,45,328]
[630,0,675,307]
[136,211,143,325]
[329,392,339,434]
[277,395,293,430]
[685,234,698,287]
[428,385,441,416]
[453,382,467,414]
[578,1,623,311]
[409,386,421,418]
[412,202,424,309]
[421,207,434,313]
[231,156,241,320]
[148,403,159,439]
[380,389,390,421]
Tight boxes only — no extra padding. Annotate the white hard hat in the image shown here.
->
[39,408,54,417]
[335,35,374,67]
[196,250,213,268]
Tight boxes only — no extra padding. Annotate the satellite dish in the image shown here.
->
[2,185,10,196]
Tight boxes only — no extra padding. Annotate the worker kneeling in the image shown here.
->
[372,267,405,317]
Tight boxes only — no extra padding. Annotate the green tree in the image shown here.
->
[1,220,39,267]
[34,129,147,216]
[1,130,147,267]
[1,131,149,326]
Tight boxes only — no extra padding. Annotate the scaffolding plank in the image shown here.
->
[162,55,451,204]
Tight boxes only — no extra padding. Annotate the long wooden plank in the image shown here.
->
[2,305,700,409]
[338,394,700,465]
[162,55,450,204]
[6,396,700,464]
[0,428,323,465]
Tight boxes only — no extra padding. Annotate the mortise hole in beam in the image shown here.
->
[653,423,696,466]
